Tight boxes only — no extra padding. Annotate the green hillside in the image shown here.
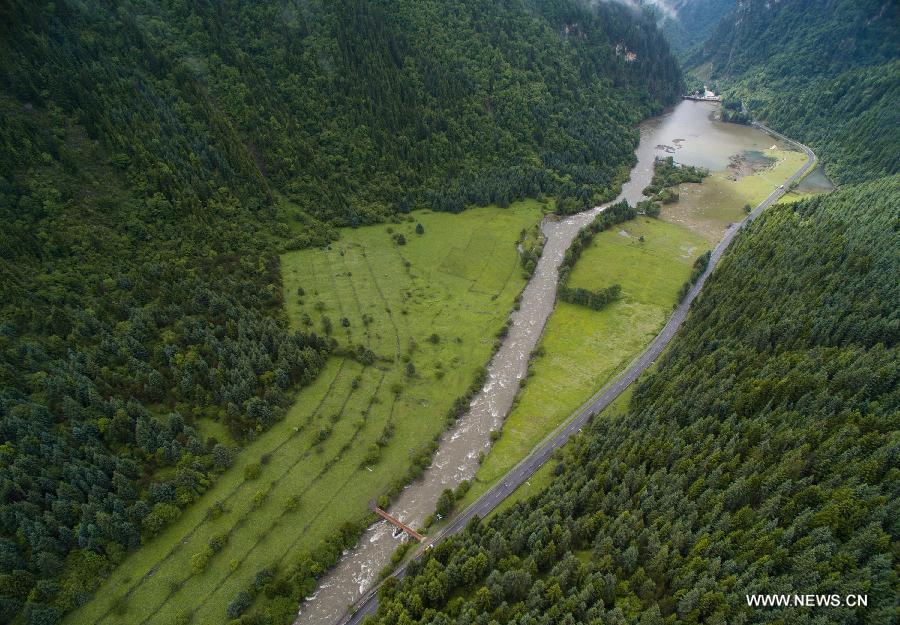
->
[687,0,899,184]
[0,2,682,624]
[366,175,900,625]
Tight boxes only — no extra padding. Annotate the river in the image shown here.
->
[295,99,790,625]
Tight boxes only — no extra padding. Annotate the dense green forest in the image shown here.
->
[0,1,683,623]
[365,176,899,624]
[688,0,899,185]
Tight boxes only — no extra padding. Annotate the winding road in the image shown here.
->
[340,123,816,625]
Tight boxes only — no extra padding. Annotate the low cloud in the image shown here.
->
[582,0,679,21]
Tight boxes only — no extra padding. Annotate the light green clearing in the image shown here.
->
[65,202,542,625]
[460,217,706,509]
[661,148,808,241]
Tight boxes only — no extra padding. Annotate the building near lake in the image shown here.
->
[684,85,722,102]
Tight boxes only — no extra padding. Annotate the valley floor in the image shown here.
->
[64,203,543,625]
[64,128,822,625]
[457,144,818,516]
[459,217,706,510]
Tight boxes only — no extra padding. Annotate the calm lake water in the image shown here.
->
[294,100,786,625]
[641,99,791,171]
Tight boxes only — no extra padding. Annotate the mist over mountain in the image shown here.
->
[641,0,736,55]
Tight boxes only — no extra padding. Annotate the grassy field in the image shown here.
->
[458,145,811,517]
[459,217,707,508]
[661,148,808,241]
[64,202,543,625]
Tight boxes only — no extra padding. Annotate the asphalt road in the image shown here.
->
[340,124,815,625]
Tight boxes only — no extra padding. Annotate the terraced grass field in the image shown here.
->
[460,217,707,508]
[64,202,542,625]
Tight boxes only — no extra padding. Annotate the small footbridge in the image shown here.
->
[371,506,424,542]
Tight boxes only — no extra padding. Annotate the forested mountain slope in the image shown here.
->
[2,0,680,230]
[0,1,682,623]
[367,176,900,624]
[687,0,899,185]
[642,0,736,56]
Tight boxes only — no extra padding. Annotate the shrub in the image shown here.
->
[435,488,456,517]
[141,503,180,537]
[225,590,252,619]
[243,463,261,480]
[207,501,225,520]
[253,567,275,591]
[212,444,234,470]
[208,534,228,553]
[190,548,213,573]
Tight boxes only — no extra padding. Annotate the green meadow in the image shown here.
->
[64,202,542,625]
[460,216,707,508]
[459,146,809,515]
